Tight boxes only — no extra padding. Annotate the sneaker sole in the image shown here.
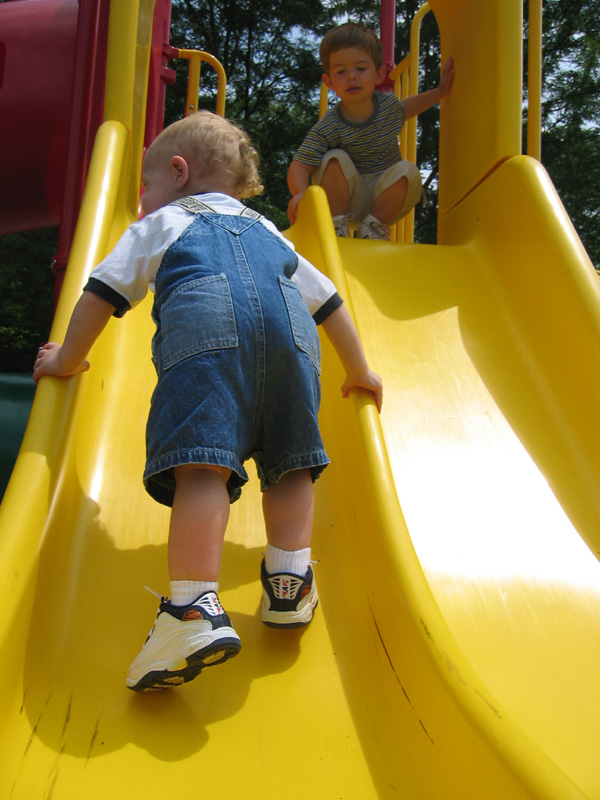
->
[127,636,241,692]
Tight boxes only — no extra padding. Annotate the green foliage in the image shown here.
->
[0,228,57,372]
[535,0,600,267]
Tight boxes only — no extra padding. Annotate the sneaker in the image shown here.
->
[356,217,390,240]
[126,591,241,692]
[260,559,319,628]
[332,214,350,237]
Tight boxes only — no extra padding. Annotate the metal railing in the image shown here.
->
[176,48,227,117]
[388,2,431,242]
[527,0,542,161]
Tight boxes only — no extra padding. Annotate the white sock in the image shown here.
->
[265,544,311,577]
[170,580,218,606]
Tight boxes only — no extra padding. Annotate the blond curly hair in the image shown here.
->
[149,111,263,199]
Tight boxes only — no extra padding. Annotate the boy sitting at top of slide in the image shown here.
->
[287,22,454,240]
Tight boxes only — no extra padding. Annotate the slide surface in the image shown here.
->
[2,1,600,799]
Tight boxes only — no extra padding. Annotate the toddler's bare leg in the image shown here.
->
[168,464,231,581]
[127,463,239,692]
[319,157,351,217]
[371,176,408,224]
[262,468,314,551]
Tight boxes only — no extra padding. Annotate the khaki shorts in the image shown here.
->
[312,149,422,223]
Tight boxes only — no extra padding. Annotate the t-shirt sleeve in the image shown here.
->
[292,253,343,324]
[83,211,181,317]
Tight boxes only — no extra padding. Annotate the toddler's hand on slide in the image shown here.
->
[341,370,383,413]
[33,342,90,383]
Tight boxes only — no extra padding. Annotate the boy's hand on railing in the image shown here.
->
[438,56,455,98]
[287,192,305,224]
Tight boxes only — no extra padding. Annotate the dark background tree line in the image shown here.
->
[1,0,599,372]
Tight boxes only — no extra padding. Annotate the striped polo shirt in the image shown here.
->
[294,91,406,174]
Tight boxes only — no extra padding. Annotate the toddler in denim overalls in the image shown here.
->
[34,111,383,692]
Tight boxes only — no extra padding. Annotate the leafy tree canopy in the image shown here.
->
[534,0,600,267]
[0,228,57,372]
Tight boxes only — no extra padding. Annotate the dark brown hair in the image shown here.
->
[319,22,383,73]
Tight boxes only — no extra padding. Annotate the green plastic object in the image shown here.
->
[0,374,35,500]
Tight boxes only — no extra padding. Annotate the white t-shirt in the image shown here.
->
[86,193,342,324]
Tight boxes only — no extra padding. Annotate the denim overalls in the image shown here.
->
[143,198,329,507]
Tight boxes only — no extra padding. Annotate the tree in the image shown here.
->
[531,0,600,268]
[0,228,57,373]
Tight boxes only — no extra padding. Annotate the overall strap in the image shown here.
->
[171,197,217,214]
[239,206,261,219]
[171,196,262,220]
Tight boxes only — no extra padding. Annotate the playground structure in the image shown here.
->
[1,1,600,798]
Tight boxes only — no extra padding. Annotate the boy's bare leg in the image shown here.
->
[168,464,232,581]
[262,468,314,551]
[370,176,408,224]
[319,157,351,217]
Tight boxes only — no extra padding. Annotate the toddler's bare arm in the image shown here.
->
[320,304,383,412]
[33,292,116,382]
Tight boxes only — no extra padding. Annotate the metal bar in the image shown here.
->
[176,49,227,117]
[527,0,543,160]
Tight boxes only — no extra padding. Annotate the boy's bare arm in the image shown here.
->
[320,304,383,412]
[33,291,117,382]
[402,56,454,120]
[287,159,316,224]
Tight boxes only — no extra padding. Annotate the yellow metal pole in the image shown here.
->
[177,49,227,117]
[407,2,430,165]
[405,3,431,242]
[527,0,543,161]
[184,54,202,115]
[319,81,329,119]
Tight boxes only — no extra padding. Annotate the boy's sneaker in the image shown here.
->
[332,214,350,237]
[260,559,319,628]
[356,217,390,240]
[126,591,241,692]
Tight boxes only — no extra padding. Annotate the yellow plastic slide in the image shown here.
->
[2,0,600,798]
